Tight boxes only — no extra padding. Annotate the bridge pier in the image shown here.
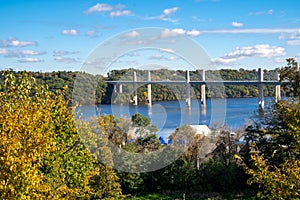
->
[200,70,206,106]
[147,71,152,107]
[186,70,191,108]
[133,71,138,106]
[258,68,264,111]
[275,68,281,102]
[119,84,123,93]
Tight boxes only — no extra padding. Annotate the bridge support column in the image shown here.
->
[200,70,206,106]
[186,70,191,108]
[119,84,123,93]
[133,71,138,106]
[258,68,264,111]
[113,84,117,93]
[147,71,152,107]
[275,68,281,102]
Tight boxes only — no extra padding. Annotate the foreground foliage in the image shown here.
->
[245,100,300,199]
[0,71,122,199]
[244,59,300,199]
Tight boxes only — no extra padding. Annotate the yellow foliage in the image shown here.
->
[0,71,123,199]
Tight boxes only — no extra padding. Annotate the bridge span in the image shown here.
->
[106,68,281,110]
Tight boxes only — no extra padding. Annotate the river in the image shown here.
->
[77,97,275,140]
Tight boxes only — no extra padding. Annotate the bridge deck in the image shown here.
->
[105,80,279,86]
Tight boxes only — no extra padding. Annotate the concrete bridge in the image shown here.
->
[106,68,281,110]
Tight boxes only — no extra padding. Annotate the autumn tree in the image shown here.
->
[244,88,300,198]
[0,71,122,199]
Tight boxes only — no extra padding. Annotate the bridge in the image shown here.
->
[106,68,281,110]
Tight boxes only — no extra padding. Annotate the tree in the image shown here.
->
[0,71,58,199]
[279,58,300,98]
[0,71,123,199]
[244,98,300,199]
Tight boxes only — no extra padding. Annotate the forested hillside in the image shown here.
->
[0,68,278,105]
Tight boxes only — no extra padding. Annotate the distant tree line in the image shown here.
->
[0,68,278,105]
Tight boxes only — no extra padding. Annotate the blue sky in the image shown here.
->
[0,0,299,72]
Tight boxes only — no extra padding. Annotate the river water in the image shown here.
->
[77,97,274,139]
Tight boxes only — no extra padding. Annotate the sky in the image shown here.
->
[0,0,300,72]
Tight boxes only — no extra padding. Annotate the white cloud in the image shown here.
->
[200,28,298,34]
[162,7,179,17]
[86,3,133,17]
[160,28,186,38]
[225,44,286,59]
[187,29,202,37]
[0,48,9,54]
[18,58,43,63]
[211,57,237,65]
[156,7,179,22]
[213,44,286,65]
[122,31,140,38]
[110,10,132,17]
[85,3,113,14]
[54,56,79,63]
[0,37,37,47]
[231,21,244,28]
[0,49,45,58]
[149,54,178,61]
[285,30,300,46]
[249,9,274,16]
[286,40,300,46]
[159,27,300,39]
[61,29,78,35]
[160,48,176,53]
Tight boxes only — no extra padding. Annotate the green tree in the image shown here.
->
[279,58,300,98]
[244,100,300,199]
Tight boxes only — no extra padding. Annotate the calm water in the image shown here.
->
[77,97,274,139]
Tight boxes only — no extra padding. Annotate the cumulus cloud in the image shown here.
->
[0,37,37,47]
[225,44,285,59]
[110,10,132,17]
[86,3,133,17]
[212,44,286,65]
[160,28,201,38]
[158,7,179,19]
[0,48,46,58]
[61,29,78,36]
[157,7,179,22]
[211,57,237,65]
[160,28,186,38]
[231,21,244,28]
[85,3,113,14]
[187,29,202,37]
[18,58,43,63]
[122,31,140,38]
